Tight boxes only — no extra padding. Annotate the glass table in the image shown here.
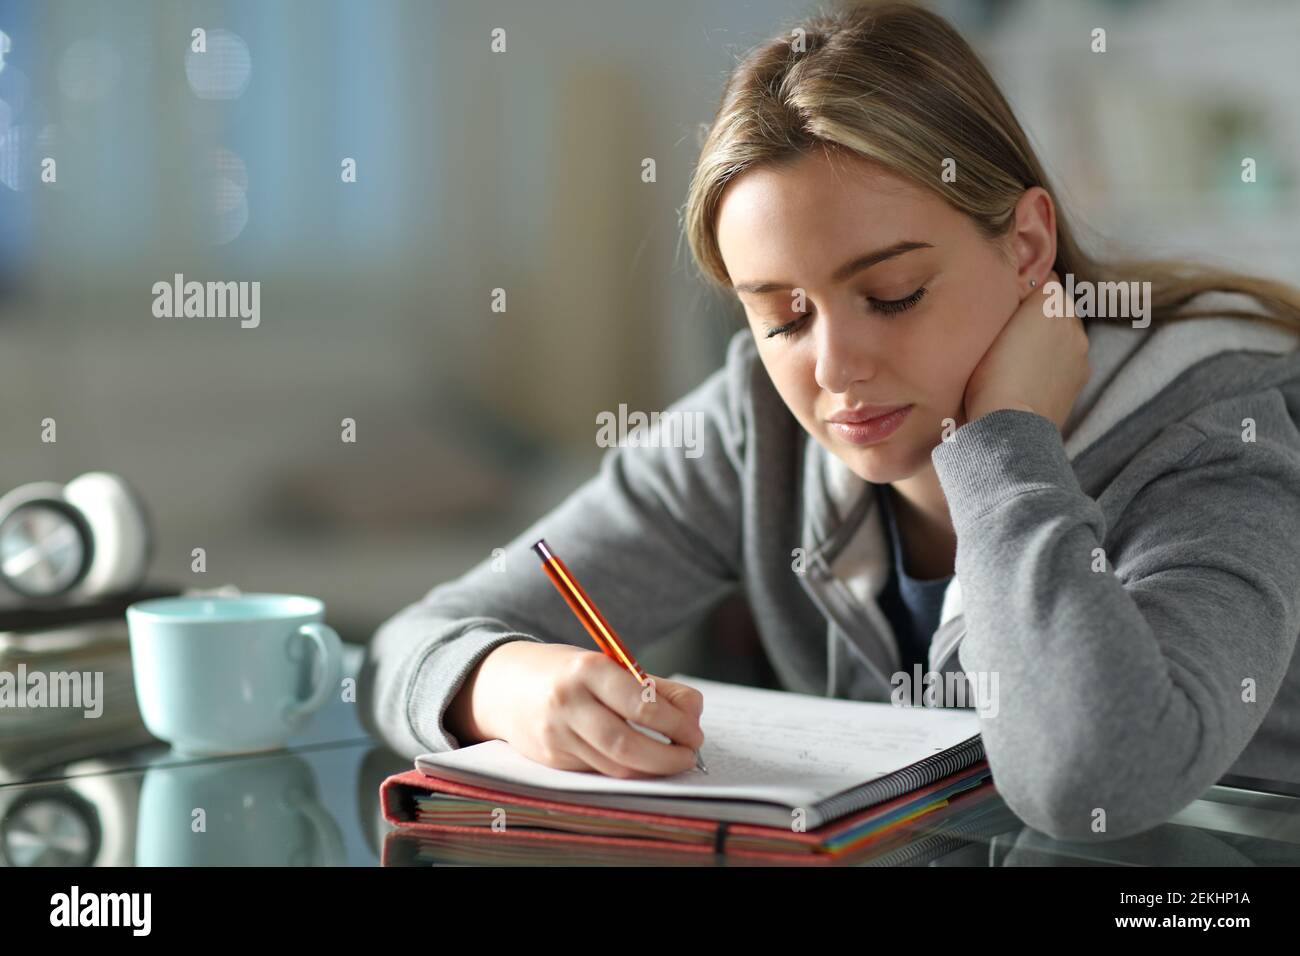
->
[3,642,1299,867]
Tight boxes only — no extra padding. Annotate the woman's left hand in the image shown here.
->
[962,270,1091,433]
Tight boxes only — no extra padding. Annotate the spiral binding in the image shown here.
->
[812,734,986,826]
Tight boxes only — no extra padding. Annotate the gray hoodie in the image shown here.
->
[360,295,1300,841]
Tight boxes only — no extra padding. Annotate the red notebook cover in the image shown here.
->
[380,760,993,864]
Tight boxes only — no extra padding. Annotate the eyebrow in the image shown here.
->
[732,240,934,295]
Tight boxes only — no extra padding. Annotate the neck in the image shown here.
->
[886,463,957,580]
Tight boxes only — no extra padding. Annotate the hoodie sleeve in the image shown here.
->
[931,396,1300,842]
[358,334,750,760]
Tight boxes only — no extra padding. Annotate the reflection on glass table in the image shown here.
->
[382,775,1300,868]
[0,633,387,866]
[2,735,1299,867]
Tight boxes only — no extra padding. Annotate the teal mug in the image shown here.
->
[126,593,343,755]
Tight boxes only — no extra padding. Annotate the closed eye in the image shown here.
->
[871,285,928,315]
[764,285,929,339]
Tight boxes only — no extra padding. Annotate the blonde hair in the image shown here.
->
[684,1,1300,336]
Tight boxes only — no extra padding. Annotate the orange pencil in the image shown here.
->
[531,537,707,773]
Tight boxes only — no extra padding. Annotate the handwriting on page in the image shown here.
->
[695,689,966,784]
[695,745,853,784]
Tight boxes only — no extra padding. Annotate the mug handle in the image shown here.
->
[284,622,343,724]
[283,787,347,866]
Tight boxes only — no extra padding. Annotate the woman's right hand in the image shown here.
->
[450,640,706,778]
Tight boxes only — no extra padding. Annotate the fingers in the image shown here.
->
[556,719,655,778]
[565,689,697,776]
[645,676,706,723]
[584,664,705,751]
[558,657,703,776]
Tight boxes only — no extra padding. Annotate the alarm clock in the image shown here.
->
[0,472,152,602]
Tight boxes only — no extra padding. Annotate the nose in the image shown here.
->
[813,304,879,394]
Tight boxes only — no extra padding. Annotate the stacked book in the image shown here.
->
[381,676,998,864]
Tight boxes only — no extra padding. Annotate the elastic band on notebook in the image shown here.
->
[714,822,729,855]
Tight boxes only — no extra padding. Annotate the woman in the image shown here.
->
[361,3,1300,841]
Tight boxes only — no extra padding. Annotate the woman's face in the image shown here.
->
[715,146,1023,484]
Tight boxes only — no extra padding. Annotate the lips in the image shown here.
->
[826,405,913,446]
[827,404,911,425]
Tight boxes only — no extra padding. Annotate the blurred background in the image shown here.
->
[1,0,1298,663]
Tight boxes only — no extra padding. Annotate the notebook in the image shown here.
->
[381,676,991,858]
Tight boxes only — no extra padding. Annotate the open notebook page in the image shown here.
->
[416,676,980,822]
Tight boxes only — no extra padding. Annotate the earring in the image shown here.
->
[1029,278,1037,289]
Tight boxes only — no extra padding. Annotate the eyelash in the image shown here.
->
[765,286,929,339]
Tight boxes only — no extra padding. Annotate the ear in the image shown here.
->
[1008,186,1057,296]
